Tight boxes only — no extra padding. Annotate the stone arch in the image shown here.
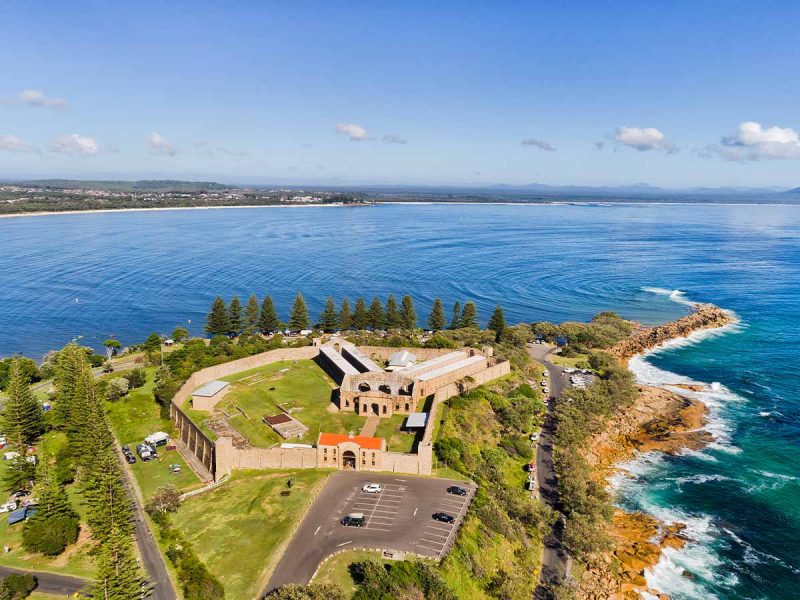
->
[378,384,392,394]
[371,403,380,415]
[342,450,356,469]
[404,402,410,411]
[358,382,372,392]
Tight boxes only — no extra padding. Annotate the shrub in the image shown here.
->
[145,485,181,517]
[0,573,37,599]
[125,367,147,389]
[106,377,130,401]
[22,516,80,556]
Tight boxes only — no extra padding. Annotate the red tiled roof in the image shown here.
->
[317,432,384,450]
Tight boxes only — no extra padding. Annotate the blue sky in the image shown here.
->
[2,1,799,187]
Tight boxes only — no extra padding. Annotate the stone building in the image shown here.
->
[316,433,386,470]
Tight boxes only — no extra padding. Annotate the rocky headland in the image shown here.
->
[577,304,734,599]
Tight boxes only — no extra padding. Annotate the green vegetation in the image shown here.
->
[312,551,391,596]
[431,361,551,600]
[289,292,310,330]
[105,369,200,498]
[210,360,362,446]
[551,351,638,562]
[459,301,479,329]
[0,573,37,600]
[400,295,417,330]
[171,469,329,599]
[531,311,633,353]
[373,414,417,453]
[488,306,506,342]
[428,298,446,331]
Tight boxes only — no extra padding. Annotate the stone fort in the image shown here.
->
[170,338,510,481]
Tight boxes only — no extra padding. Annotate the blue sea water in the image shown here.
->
[0,202,798,598]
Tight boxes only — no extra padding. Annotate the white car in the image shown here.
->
[362,483,382,494]
[0,501,17,513]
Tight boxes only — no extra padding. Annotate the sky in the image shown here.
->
[1,1,799,188]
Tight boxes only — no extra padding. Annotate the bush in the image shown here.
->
[0,573,37,600]
[106,376,130,401]
[125,367,147,389]
[22,516,80,556]
[145,485,181,517]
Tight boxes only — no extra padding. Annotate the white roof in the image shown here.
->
[342,346,383,373]
[319,346,359,376]
[398,351,467,377]
[388,350,416,366]
[405,412,428,428]
[416,355,486,382]
[193,380,229,397]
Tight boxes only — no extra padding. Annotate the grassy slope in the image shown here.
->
[170,469,328,600]
[105,369,201,498]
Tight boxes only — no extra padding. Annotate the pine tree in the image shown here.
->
[205,297,230,336]
[461,301,479,329]
[319,297,338,331]
[0,358,44,448]
[385,295,401,329]
[92,528,145,600]
[427,298,446,331]
[352,298,369,330]
[488,305,506,341]
[289,292,309,331]
[258,296,279,332]
[368,297,385,330]
[228,296,244,334]
[450,301,462,329]
[338,298,352,330]
[245,294,260,331]
[52,345,85,428]
[400,295,417,330]
[465,304,480,330]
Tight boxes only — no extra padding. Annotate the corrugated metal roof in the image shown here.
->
[388,350,416,366]
[416,355,486,382]
[192,380,229,397]
[398,351,467,376]
[342,346,383,373]
[405,412,428,428]
[319,346,360,376]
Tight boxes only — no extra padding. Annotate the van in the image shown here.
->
[136,444,157,461]
[145,432,170,447]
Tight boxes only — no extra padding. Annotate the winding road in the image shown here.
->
[527,344,571,596]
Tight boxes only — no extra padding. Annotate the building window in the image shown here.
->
[395,404,399,410]
[382,405,387,414]
[345,400,349,407]
[372,459,376,466]
[405,403,410,411]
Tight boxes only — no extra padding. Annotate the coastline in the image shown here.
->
[577,304,737,599]
[0,203,365,220]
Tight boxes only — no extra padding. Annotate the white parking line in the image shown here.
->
[421,538,445,546]
[427,524,452,532]
[413,507,418,516]
[337,540,352,547]
[314,525,321,535]
[365,526,391,532]
[416,543,442,552]
[422,531,449,540]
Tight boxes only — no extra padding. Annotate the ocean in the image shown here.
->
[1,202,798,598]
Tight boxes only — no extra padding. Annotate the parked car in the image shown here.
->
[145,432,170,447]
[362,483,382,494]
[447,486,467,496]
[432,512,455,524]
[136,443,157,461]
[341,512,366,527]
[0,501,18,513]
[10,490,28,499]
[529,432,540,442]
[125,454,136,464]
[121,445,133,455]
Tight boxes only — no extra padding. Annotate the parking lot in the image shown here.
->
[266,472,475,591]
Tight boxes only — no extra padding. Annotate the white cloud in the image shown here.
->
[382,134,407,144]
[149,131,177,156]
[49,134,99,156]
[521,137,556,151]
[15,89,67,108]
[718,121,800,161]
[0,135,35,153]
[615,126,675,152]
[336,123,370,141]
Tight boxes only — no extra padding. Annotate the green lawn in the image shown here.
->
[211,360,365,446]
[313,550,390,595]
[105,368,201,499]
[171,469,329,599]
[549,352,588,368]
[374,414,417,453]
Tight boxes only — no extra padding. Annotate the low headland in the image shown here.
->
[575,304,736,599]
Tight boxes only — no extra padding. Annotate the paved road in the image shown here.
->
[264,472,475,594]
[0,565,86,595]
[118,448,177,600]
[527,344,571,594]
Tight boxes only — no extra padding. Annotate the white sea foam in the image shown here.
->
[641,286,698,307]
[758,410,783,418]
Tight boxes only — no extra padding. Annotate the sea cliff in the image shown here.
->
[577,304,735,599]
